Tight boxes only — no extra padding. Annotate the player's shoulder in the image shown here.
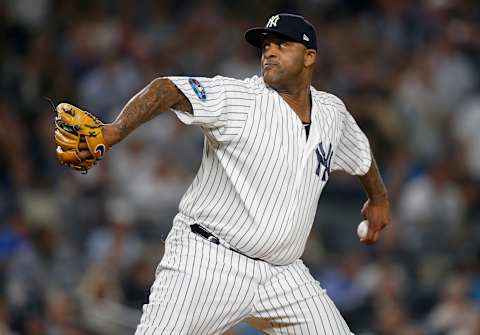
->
[215,75,264,94]
[311,88,347,112]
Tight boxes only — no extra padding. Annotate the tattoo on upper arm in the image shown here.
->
[113,78,192,140]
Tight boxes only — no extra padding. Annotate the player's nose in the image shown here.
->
[262,43,279,59]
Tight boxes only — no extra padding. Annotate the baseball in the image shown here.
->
[357,220,369,240]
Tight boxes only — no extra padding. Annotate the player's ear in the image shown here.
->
[304,49,316,68]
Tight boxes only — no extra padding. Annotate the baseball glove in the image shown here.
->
[54,103,107,173]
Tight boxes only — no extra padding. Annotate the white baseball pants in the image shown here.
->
[135,219,353,335]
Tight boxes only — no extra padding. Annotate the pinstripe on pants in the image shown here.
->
[135,219,353,335]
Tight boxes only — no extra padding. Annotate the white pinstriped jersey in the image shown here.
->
[168,75,371,265]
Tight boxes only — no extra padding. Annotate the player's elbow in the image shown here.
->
[147,77,191,113]
[148,77,176,96]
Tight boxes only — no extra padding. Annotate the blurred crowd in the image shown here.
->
[1,0,480,334]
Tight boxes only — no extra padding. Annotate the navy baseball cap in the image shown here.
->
[245,14,317,51]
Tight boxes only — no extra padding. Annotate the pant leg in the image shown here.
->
[248,260,353,335]
[135,222,257,335]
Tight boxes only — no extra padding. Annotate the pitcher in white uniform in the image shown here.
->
[77,13,391,335]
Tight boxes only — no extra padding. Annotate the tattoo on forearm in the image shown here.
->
[112,79,190,140]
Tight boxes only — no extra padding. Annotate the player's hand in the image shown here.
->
[77,124,120,160]
[360,195,390,244]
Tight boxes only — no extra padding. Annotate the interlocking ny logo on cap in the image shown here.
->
[266,15,280,28]
[303,34,309,41]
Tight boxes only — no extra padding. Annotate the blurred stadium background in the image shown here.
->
[1,0,480,334]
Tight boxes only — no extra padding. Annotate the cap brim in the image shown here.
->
[244,27,297,48]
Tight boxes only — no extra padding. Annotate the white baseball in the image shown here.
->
[357,220,369,240]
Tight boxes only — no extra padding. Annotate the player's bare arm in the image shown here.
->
[357,157,391,244]
[76,78,192,160]
[107,78,193,145]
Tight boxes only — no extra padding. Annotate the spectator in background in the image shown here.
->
[374,300,422,335]
[0,100,32,190]
[5,225,80,313]
[4,224,80,335]
[398,157,466,250]
[0,211,29,265]
[318,252,370,316]
[426,273,478,335]
[453,95,480,180]
[77,265,140,335]
[78,53,142,121]
[121,259,154,310]
[218,42,259,79]
[45,289,83,335]
[394,47,446,162]
[86,197,143,271]
[4,0,49,30]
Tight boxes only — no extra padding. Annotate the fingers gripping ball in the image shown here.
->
[54,103,107,173]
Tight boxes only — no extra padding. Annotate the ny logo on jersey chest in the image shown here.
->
[315,142,333,181]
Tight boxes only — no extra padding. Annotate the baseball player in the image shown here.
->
[55,13,390,334]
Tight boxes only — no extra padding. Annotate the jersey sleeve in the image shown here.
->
[167,76,254,142]
[331,106,372,175]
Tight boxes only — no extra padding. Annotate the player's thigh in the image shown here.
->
[249,260,353,335]
[135,226,256,335]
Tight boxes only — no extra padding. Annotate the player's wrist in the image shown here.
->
[369,192,389,204]
[103,124,122,147]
